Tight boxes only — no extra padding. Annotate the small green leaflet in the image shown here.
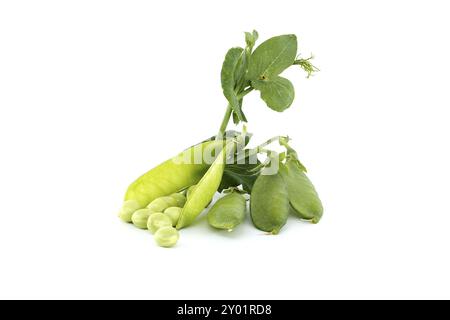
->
[252,76,295,112]
[246,34,297,80]
[221,47,246,121]
[232,110,240,124]
[245,30,259,52]
[243,30,258,90]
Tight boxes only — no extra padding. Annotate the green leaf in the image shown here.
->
[239,100,247,122]
[251,76,295,112]
[218,172,241,192]
[221,47,246,121]
[234,54,247,89]
[232,110,240,124]
[219,148,261,193]
[234,57,251,93]
[247,34,297,81]
[219,162,261,193]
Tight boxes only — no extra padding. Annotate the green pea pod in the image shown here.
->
[176,141,236,229]
[250,172,289,234]
[280,158,323,223]
[124,140,224,207]
[186,185,197,199]
[187,184,212,207]
[207,191,246,231]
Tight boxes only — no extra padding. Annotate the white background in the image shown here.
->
[1,0,449,300]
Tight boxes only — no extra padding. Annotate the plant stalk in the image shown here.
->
[217,88,254,138]
[218,104,233,138]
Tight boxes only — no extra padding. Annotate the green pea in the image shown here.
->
[169,193,187,207]
[161,196,179,207]
[147,196,176,213]
[164,207,182,226]
[177,140,235,229]
[147,212,173,234]
[207,191,246,231]
[154,226,179,248]
[279,159,323,223]
[118,199,142,223]
[250,172,289,234]
[131,208,154,229]
[124,140,226,207]
[146,198,167,213]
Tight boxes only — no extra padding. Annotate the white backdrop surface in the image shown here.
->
[1,0,449,299]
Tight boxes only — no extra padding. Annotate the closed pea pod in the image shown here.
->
[250,172,289,234]
[278,138,323,223]
[124,140,225,208]
[279,159,323,223]
[207,191,246,231]
[176,140,236,229]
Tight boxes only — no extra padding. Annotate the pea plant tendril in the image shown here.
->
[118,30,323,247]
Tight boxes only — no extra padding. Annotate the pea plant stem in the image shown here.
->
[218,104,233,138]
[234,135,285,165]
[238,87,254,99]
[238,136,285,159]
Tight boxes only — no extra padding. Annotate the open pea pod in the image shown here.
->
[280,158,323,223]
[176,140,236,229]
[124,139,225,208]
